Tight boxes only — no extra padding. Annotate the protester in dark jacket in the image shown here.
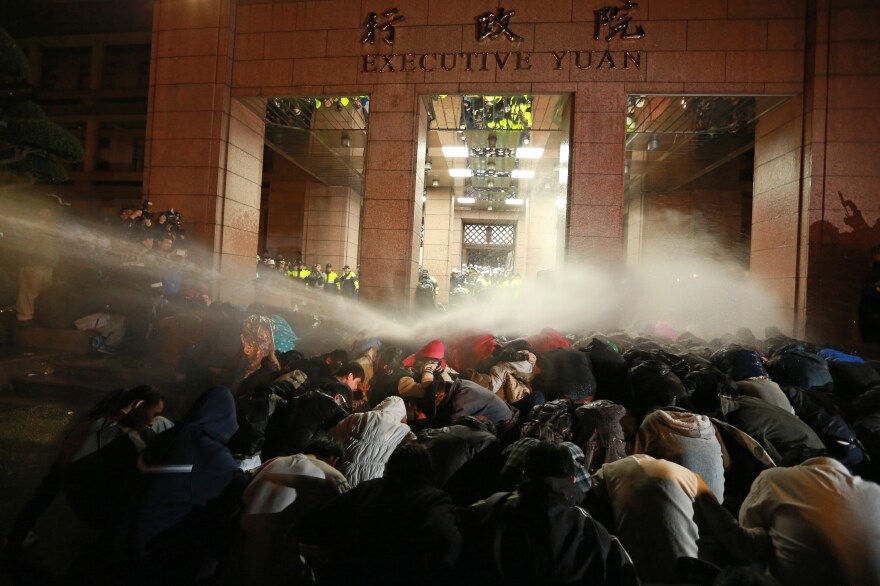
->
[719,395,826,464]
[300,444,462,586]
[459,442,638,586]
[710,346,768,381]
[260,389,347,460]
[417,417,503,505]
[767,349,834,391]
[573,400,629,475]
[581,338,632,408]
[533,348,597,404]
[629,360,692,417]
[436,378,518,431]
[367,345,410,408]
[120,387,241,563]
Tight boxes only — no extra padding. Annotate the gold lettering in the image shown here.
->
[463,52,474,71]
[623,51,641,69]
[597,50,616,69]
[575,51,592,70]
[402,53,416,72]
[495,52,511,70]
[363,54,378,73]
[551,51,568,70]
[441,53,457,71]
[515,51,532,70]
[378,54,397,72]
[419,53,436,72]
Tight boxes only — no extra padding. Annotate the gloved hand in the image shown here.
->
[421,360,440,383]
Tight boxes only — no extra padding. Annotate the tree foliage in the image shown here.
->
[0,25,84,186]
[0,26,29,82]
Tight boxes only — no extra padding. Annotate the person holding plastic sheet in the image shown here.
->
[115,387,254,583]
[4,386,167,555]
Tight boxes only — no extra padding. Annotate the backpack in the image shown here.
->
[520,399,574,443]
[227,382,297,457]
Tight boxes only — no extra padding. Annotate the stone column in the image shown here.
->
[358,84,424,308]
[752,97,806,336]
[567,84,627,268]
[144,0,264,302]
[303,184,361,271]
[422,186,455,306]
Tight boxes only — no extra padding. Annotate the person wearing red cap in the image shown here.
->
[398,340,452,402]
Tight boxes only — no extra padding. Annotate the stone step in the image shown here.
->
[14,326,94,356]
[6,373,114,405]
[0,348,72,389]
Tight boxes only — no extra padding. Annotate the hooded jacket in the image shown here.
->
[635,409,726,502]
[231,454,349,585]
[334,396,411,487]
[591,455,702,584]
[125,386,239,558]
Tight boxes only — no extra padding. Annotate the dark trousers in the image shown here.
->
[7,459,63,549]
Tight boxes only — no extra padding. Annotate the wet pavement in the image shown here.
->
[0,392,87,584]
[0,356,197,585]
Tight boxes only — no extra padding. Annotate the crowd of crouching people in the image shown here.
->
[5,321,880,586]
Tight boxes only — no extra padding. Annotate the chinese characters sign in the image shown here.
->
[361,8,405,46]
[594,1,646,41]
[475,8,523,43]
[359,3,648,73]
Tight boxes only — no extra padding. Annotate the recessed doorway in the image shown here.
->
[419,94,571,303]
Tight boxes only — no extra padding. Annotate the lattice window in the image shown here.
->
[463,223,515,246]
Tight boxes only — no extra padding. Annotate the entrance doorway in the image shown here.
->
[256,95,369,273]
[419,94,571,304]
[623,95,790,267]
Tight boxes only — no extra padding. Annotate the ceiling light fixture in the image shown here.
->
[341,132,351,148]
[488,134,497,148]
[431,178,440,187]
[505,198,524,205]
[449,169,473,177]
[511,169,535,179]
[647,135,660,151]
[424,157,432,171]
[522,131,531,145]
[516,147,544,159]
[457,197,476,204]
[442,146,469,157]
